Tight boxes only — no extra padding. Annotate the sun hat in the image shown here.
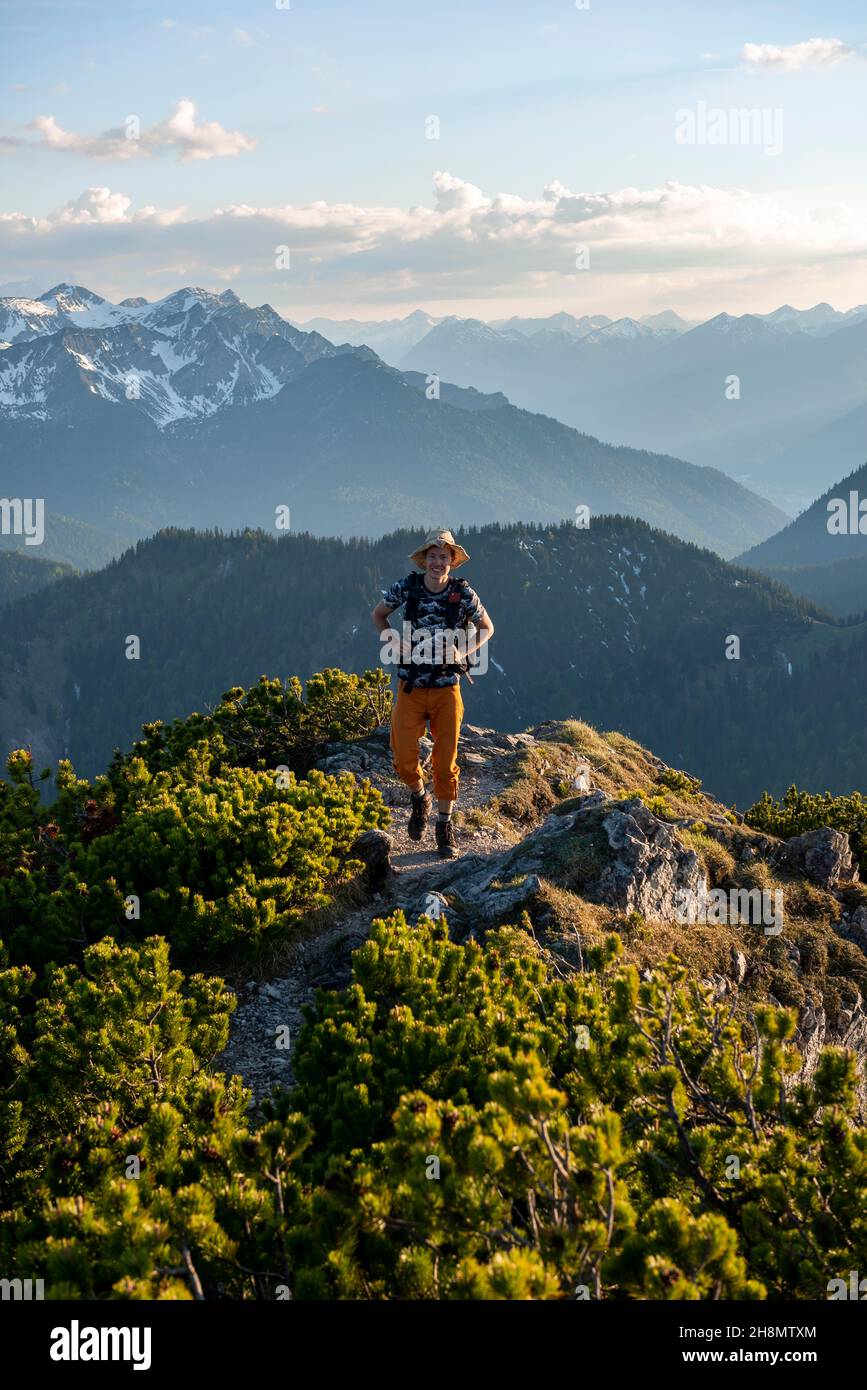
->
[408,528,470,571]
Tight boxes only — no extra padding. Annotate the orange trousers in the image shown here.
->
[390,679,463,802]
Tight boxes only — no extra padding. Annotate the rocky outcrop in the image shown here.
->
[397,792,709,931]
[794,998,867,1111]
[774,827,858,889]
[588,797,706,921]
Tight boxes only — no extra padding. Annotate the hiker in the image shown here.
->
[371,529,494,859]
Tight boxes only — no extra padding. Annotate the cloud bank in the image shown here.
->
[2,173,865,313]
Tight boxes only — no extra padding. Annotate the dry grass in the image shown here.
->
[677,828,737,885]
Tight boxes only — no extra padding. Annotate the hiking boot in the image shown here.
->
[435,818,457,860]
[407,792,432,842]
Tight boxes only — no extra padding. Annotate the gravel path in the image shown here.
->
[215,724,534,1102]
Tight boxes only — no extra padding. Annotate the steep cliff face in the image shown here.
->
[220,719,867,1111]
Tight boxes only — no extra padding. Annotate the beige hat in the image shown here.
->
[408,528,470,571]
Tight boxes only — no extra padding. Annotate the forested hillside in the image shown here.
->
[1,518,859,806]
[761,554,867,622]
[0,552,73,606]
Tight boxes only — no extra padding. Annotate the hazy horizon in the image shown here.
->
[3,280,866,330]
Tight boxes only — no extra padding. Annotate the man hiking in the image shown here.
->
[372,528,494,859]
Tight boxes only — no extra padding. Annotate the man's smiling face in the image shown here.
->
[424,545,453,582]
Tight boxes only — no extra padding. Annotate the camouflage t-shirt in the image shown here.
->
[381,573,486,687]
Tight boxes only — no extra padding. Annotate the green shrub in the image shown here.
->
[0,681,390,970]
[659,767,702,797]
[4,913,866,1300]
[746,786,867,874]
[108,669,392,787]
[282,914,866,1300]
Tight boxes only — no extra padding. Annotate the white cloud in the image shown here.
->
[2,174,866,311]
[54,187,133,224]
[742,37,855,71]
[432,171,491,213]
[20,99,255,162]
[152,99,256,161]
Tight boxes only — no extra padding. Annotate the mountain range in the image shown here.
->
[394,307,867,513]
[296,302,866,366]
[0,284,786,562]
[293,302,867,515]
[0,282,344,427]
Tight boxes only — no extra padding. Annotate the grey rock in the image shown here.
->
[730,950,748,985]
[846,906,867,956]
[349,829,393,889]
[589,798,706,922]
[418,890,449,922]
[793,996,867,1113]
[775,827,858,888]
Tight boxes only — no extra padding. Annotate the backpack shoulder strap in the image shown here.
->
[444,578,469,633]
[404,571,424,624]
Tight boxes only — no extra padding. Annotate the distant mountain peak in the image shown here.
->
[581,317,659,344]
[640,309,695,333]
[688,311,780,341]
[39,283,106,306]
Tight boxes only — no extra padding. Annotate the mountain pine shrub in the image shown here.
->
[746,786,867,874]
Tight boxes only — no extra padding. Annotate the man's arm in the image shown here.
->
[465,610,494,659]
[371,598,399,633]
[461,585,494,659]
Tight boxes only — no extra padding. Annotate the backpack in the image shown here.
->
[401,572,470,692]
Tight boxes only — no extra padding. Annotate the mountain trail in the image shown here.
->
[216,723,551,1102]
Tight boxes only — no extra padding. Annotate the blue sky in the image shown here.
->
[2,0,866,319]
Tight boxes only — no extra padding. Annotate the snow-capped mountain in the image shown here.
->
[0,284,344,426]
[0,284,133,343]
[579,316,672,345]
[757,302,867,336]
